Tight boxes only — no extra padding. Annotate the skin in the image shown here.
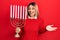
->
[28,5,36,17]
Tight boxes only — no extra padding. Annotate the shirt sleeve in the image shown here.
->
[38,18,47,34]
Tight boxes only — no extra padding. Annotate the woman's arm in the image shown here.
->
[38,18,47,34]
[38,18,57,34]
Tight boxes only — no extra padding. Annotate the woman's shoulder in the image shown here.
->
[37,16,44,21]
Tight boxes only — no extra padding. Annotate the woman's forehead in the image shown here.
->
[29,5,35,8]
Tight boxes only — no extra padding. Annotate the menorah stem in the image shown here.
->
[15,33,20,38]
[15,27,21,38]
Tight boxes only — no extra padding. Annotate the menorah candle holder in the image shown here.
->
[10,5,27,38]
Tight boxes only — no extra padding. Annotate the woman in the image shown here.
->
[20,2,57,40]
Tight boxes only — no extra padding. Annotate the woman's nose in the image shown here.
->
[30,9,33,12]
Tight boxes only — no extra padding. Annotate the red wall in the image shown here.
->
[0,0,60,40]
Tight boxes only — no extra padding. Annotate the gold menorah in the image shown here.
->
[10,5,27,38]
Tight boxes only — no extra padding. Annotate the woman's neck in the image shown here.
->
[28,16,37,19]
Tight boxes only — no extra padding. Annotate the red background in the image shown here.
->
[0,0,60,40]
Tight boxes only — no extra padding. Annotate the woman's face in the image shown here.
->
[28,5,36,17]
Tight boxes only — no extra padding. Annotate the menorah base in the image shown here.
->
[15,33,20,38]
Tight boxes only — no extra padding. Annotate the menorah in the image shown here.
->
[10,5,27,38]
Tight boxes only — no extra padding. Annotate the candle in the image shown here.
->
[18,5,19,19]
[20,6,22,19]
[23,6,24,19]
[13,5,15,19]
[10,5,12,18]
[15,5,17,19]
[25,6,27,19]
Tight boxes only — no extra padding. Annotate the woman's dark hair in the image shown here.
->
[28,2,36,7]
[27,2,36,16]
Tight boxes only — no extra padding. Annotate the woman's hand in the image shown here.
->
[46,25,57,31]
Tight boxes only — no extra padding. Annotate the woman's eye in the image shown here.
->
[28,7,31,10]
[28,7,35,10]
[32,8,35,10]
